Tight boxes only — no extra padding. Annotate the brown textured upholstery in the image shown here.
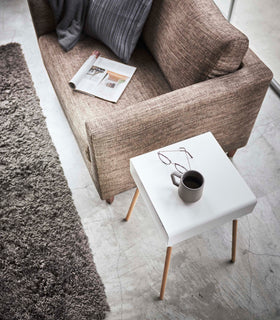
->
[85,49,273,198]
[38,33,171,194]
[142,0,249,89]
[28,0,273,200]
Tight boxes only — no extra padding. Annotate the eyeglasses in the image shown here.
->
[157,147,193,174]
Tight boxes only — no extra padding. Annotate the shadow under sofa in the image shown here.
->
[27,0,273,203]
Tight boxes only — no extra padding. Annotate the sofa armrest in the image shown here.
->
[27,0,56,38]
[86,49,272,199]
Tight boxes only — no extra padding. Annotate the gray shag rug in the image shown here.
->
[0,43,109,320]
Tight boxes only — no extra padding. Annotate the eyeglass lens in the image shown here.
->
[158,152,188,173]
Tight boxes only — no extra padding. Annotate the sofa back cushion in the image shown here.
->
[27,0,56,38]
[142,0,249,90]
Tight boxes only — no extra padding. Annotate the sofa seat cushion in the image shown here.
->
[38,32,171,179]
[142,0,249,90]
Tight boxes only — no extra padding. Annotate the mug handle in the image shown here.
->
[171,171,181,187]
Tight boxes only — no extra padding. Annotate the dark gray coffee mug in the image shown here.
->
[171,170,204,203]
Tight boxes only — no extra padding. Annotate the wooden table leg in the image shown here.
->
[125,188,139,221]
[231,219,238,262]
[160,246,172,300]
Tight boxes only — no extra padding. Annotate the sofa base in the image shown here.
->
[106,197,115,205]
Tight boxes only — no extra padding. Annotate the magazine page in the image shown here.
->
[91,57,136,103]
[69,51,100,89]
[74,57,107,96]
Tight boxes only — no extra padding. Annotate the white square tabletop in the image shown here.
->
[130,132,257,246]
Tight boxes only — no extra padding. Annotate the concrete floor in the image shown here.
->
[1,1,280,319]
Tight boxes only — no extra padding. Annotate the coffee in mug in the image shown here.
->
[171,170,204,203]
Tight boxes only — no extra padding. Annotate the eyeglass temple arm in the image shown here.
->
[159,149,193,159]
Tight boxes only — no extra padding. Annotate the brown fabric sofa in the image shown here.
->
[28,0,273,202]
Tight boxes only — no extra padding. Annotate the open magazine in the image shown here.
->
[69,51,136,103]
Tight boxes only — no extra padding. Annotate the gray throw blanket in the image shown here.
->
[48,0,88,51]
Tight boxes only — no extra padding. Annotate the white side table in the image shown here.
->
[125,132,256,300]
